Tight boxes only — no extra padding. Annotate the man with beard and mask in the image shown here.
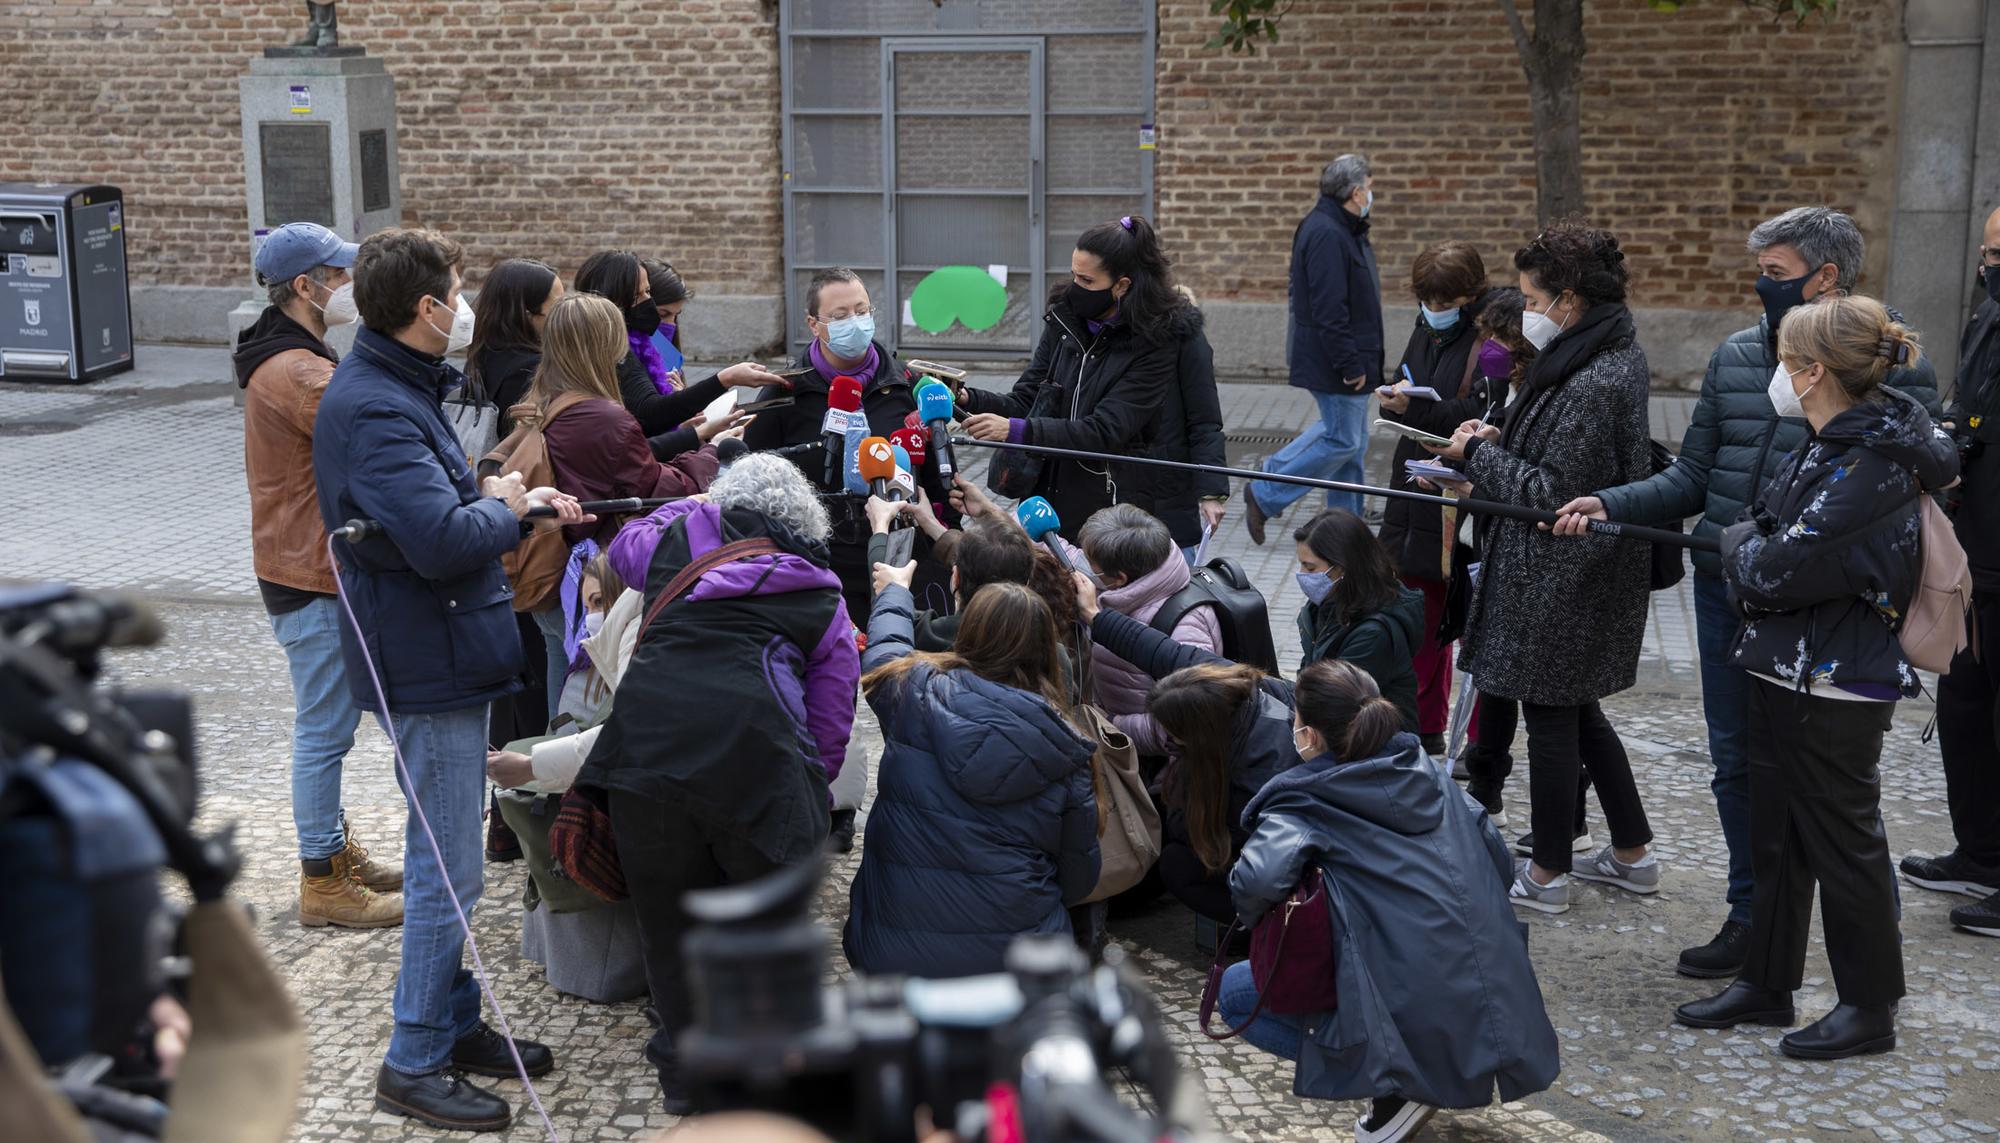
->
[1550,206,1940,980]
[237,222,404,931]
[1910,205,2000,940]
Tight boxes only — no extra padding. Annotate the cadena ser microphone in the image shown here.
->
[1016,496,1074,572]
[824,375,864,491]
[889,426,927,469]
[857,435,897,499]
[915,380,957,482]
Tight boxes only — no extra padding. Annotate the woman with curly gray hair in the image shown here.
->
[571,451,858,1114]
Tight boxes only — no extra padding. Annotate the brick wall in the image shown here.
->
[1153,0,1906,311]
[0,0,784,292]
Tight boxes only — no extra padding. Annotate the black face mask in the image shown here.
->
[625,296,662,338]
[1754,269,1816,335]
[1983,264,2000,305]
[1066,280,1121,321]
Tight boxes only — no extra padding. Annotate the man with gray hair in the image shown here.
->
[1553,206,1940,980]
[1245,152,1384,542]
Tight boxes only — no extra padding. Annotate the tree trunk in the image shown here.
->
[1499,0,1587,226]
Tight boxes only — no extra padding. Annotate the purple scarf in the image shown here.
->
[629,332,676,395]
[808,338,881,389]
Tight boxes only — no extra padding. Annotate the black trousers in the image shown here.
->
[1520,700,1651,873]
[1739,679,1905,1007]
[1935,591,2000,868]
[1467,692,1591,821]
[1158,841,1236,924]
[609,790,787,1070]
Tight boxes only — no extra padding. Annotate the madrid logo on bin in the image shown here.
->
[23,300,40,327]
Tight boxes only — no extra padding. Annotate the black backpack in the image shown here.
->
[1149,557,1282,676]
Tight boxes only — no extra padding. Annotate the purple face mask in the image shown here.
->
[1477,338,1514,380]
[658,321,678,343]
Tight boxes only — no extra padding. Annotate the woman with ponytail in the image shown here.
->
[1675,295,1956,1060]
[957,216,1189,535]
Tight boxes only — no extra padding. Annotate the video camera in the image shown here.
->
[679,859,1220,1143]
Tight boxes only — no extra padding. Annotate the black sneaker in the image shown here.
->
[1466,778,1506,826]
[375,1065,511,1133]
[1356,1095,1438,1143]
[1900,851,2000,899]
[1419,733,1447,759]
[1676,919,1750,979]
[828,807,858,854]
[656,1053,695,1117]
[1511,827,1595,858]
[1950,889,2000,938]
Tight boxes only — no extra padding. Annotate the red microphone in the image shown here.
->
[890,427,927,468]
[823,375,864,490]
[903,410,924,432]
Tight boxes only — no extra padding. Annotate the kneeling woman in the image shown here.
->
[846,575,1101,978]
[1220,660,1558,1142]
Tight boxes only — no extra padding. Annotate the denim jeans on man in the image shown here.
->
[269,597,364,861]
[1691,571,1754,926]
[376,704,489,1075]
[1251,391,1369,518]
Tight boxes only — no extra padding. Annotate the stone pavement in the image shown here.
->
[5,348,1999,1142]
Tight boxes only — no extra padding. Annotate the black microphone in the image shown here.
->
[715,436,748,465]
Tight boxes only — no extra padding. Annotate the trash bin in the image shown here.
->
[0,183,133,383]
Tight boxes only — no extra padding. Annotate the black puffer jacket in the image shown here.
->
[1114,307,1228,548]
[1376,289,1500,579]
[1947,296,2000,591]
[1721,389,1957,697]
[962,294,1178,536]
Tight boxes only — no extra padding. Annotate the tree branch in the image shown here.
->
[1494,0,1534,64]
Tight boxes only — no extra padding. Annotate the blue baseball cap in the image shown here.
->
[254,222,358,284]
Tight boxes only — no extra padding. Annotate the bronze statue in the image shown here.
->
[294,1,339,50]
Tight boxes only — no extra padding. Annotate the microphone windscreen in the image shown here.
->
[828,375,864,413]
[1016,495,1061,541]
[890,468,917,499]
[715,436,747,465]
[904,410,924,432]
[890,427,927,464]
[857,436,897,483]
[915,382,954,425]
[891,444,912,473]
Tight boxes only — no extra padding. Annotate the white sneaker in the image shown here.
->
[1355,1096,1438,1143]
[1509,858,1571,915]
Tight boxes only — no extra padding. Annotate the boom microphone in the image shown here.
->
[335,497,683,544]
[916,381,958,482]
[858,435,897,499]
[824,376,864,491]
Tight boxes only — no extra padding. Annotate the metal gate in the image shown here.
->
[781,1,1155,358]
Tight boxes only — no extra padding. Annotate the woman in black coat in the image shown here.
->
[1115,298,1229,551]
[1674,296,1955,1059]
[958,216,1185,537]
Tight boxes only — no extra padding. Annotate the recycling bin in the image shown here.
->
[0,183,133,382]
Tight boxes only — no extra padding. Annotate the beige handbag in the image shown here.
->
[1076,704,1163,904]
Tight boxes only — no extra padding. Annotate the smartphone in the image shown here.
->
[736,387,796,413]
[1373,419,1454,448]
[771,364,817,380]
[906,359,967,382]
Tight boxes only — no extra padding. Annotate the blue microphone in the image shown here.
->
[915,381,958,481]
[1016,496,1075,572]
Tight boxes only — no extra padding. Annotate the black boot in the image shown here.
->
[827,807,857,854]
[1676,919,1750,979]
[375,1065,511,1133]
[451,1022,554,1079]
[1674,980,1795,1029]
[1780,1003,1895,1059]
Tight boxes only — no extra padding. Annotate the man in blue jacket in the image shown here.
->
[312,227,588,1132]
[1551,207,1941,980]
[1246,153,1384,542]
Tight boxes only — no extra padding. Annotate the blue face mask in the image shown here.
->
[1361,189,1374,218]
[824,312,875,359]
[1420,303,1460,331]
[1296,570,1338,605]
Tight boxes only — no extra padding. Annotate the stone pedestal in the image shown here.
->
[227,53,402,364]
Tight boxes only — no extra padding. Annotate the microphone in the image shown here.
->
[715,436,748,466]
[903,410,924,432]
[889,465,917,503]
[335,518,384,543]
[915,380,958,482]
[823,375,863,491]
[890,426,927,469]
[1015,496,1074,572]
[890,444,912,480]
[857,435,897,499]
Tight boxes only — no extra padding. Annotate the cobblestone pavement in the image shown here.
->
[6,349,1999,1141]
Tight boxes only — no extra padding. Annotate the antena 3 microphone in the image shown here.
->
[858,435,896,499]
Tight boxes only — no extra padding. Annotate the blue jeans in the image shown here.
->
[533,607,569,718]
[376,704,489,1075]
[1251,390,1369,518]
[268,598,364,861]
[1216,960,1307,1062]
[1691,571,1754,926]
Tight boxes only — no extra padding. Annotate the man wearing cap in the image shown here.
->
[236,221,404,929]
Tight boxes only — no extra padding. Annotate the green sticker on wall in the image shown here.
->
[909,265,1008,333]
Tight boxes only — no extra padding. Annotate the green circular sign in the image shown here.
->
[909,265,1009,333]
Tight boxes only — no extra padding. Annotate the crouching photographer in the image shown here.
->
[0,584,303,1142]
[674,857,1224,1143]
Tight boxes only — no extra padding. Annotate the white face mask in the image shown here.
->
[424,293,476,355]
[312,280,358,327]
[1292,725,1319,760]
[1768,363,1816,419]
[1520,295,1570,352]
[582,610,606,638]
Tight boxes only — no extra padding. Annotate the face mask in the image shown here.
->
[1768,363,1817,419]
[310,280,358,327]
[625,296,662,338]
[1066,281,1119,321]
[1292,725,1318,759]
[1296,570,1338,605]
[582,610,606,638]
[1420,303,1460,331]
[1360,189,1374,218]
[1477,338,1514,380]
[824,312,875,358]
[1755,269,1816,334]
[1521,295,1569,352]
[423,295,475,355]
[658,320,678,343]
[1984,264,2000,306]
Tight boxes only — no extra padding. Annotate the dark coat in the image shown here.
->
[617,352,727,461]
[1947,296,2000,592]
[1287,195,1385,393]
[1299,585,1426,731]
[1375,291,1501,579]
[845,585,1100,978]
[1231,735,1560,1108]
[1114,307,1229,548]
[961,297,1178,536]
[1459,306,1652,706]
[468,344,541,437]
[312,326,525,713]
[1596,313,1941,577]
[1722,390,1957,697]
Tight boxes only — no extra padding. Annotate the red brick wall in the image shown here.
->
[1153,0,1906,308]
[0,0,784,291]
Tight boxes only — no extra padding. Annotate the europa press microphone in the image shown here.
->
[823,375,864,491]
[915,380,957,482]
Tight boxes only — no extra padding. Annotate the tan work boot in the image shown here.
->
[334,819,403,893]
[300,870,403,928]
